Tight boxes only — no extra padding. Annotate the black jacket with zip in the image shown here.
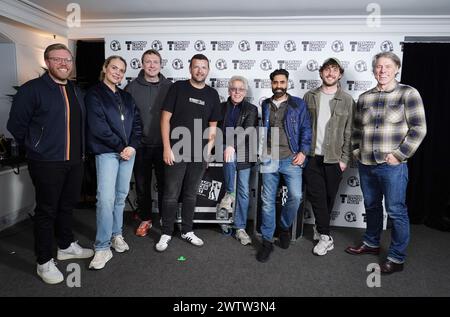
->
[219,98,258,170]
[85,82,142,155]
[7,72,86,161]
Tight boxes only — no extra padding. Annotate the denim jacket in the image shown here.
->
[261,94,312,157]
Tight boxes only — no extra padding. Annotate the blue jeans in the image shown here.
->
[94,153,135,250]
[260,156,303,241]
[223,161,251,229]
[358,162,409,263]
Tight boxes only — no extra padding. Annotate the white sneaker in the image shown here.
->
[156,234,172,252]
[57,241,94,260]
[219,193,235,210]
[313,234,334,256]
[37,259,64,284]
[181,231,204,247]
[235,229,252,245]
[111,235,129,253]
[89,250,113,270]
[313,225,320,241]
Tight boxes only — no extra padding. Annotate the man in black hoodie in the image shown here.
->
[125,49,172,237]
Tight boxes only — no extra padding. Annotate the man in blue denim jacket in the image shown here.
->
[257,69,312,262]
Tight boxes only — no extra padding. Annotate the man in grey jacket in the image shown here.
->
[125,49,172,237]
[303,57,355,256]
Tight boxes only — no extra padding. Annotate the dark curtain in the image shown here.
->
[75,40,105,90]
[75,40,104,207]
[401,43,450,231]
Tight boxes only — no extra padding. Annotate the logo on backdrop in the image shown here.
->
[211,41,234,51]
[172,58,184,70]
[347,176,360,187]
[151,40,163,51]
[340,194,363,205]
[284,40,296,52]
[344,211,357,222]
[347,80,373,91]
[331,40,344,52]
[256,41,280,51]
[238,40,251,52]
[349,41,376,52]
[125,41,147,51]
[260,59,273,71]
[277,60,302,71]
[167,41,190,51]
[354,60,368,72]
[380,40,394,52]
[210,78,230,88]
[130,58,141,69]
[215,59,227,70]
[232,59,256,70]
[194,40,206,51]
[161,59,168,69]
[302,41,327,51]
[299,79,322,90]
[306,59,319,72]
[254,79,272,89]
[110,40,121,51]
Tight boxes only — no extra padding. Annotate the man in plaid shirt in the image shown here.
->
[345,52,427,274]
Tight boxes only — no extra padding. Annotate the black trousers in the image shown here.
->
[133,146,165,221]
[161,162,206,235]
[304,156,343,235]
[28,160,83,264]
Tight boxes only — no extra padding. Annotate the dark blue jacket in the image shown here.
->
[261,94,312,155]
[85,82,142,155]
[7,72,85,161]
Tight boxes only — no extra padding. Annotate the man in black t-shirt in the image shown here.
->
[156,54,222,252]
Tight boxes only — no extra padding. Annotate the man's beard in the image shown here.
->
[272,88,287,98]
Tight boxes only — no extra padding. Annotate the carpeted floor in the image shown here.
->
[0,208,449,297]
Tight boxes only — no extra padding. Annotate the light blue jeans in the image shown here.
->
[358,162,409,263]
[223,161,251,230]
[94,153,135,250]
[260,155,303,241]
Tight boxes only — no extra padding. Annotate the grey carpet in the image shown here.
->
[0,208,449,297]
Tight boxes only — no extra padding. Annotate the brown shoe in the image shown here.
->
[380,260,404,274]
[345,243,380,255]
[135,220,152,237]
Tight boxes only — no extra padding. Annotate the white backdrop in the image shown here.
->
[106,35,403,228]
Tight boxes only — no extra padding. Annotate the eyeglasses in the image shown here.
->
[229,87,246,93]
[47,57,73,64]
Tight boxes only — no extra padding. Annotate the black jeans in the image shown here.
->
[304,156,343,235]
[28,160,83,264]
[133,146,165,221]
[161,161,206,235]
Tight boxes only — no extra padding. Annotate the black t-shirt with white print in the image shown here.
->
[162,80,222,162]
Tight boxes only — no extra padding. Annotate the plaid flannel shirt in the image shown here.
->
[352,81,427,165]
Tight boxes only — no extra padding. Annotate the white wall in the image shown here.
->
[0,20,68,231]
[0,43,16,138]
[0,19,68,85]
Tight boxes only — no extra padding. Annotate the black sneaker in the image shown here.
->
[256,240,273,263]
[279,229,291,249]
